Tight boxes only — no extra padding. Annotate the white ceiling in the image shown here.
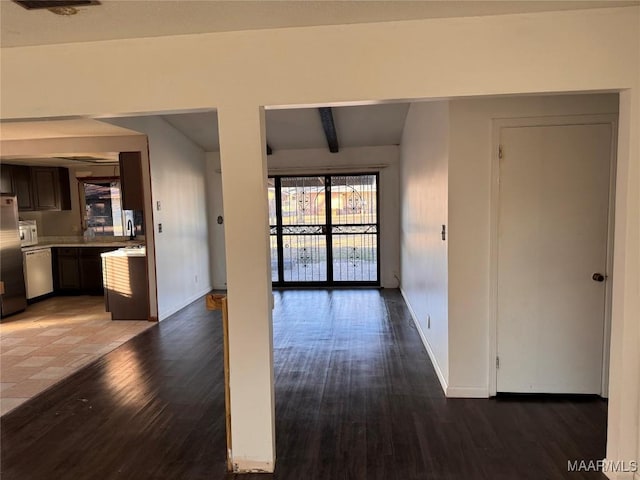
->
[0,103,409,162]
[161,103,410,152]
[0,118,141,140]
[1,0,637,48]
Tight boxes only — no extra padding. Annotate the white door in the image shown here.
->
[496,122,612,394]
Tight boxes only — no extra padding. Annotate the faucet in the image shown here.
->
[127,219,135,241]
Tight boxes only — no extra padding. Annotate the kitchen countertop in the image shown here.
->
[22,241,144,253]
[101,246,147,258]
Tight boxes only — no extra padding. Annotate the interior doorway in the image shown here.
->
[268,174,380,286]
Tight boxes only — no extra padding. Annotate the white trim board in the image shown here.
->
[158,285,213,321]
[446,386,489,398]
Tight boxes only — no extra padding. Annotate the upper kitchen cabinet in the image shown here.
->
[31,167,71,211]
[1,165,13,194]
[0,164,35,211]
[119,152,144,211]
[14,165,35,211]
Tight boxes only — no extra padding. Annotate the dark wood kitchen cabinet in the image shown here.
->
[80,248,106,293]
[0,164,70,211]
[13,165,35,211]
[31,167,71,211]
[54,247,115,294]
[1,165,14,194]
[119,151,144,211]
[56,248,81,291]
[0,164,35,210]
[103,253,149,320]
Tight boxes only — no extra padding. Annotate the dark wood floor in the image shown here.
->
[1,289,607,480]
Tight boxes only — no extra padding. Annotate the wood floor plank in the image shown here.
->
[1,289,608,479]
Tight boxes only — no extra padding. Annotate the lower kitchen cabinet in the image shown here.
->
[80,248,105,292]
[56,248,81,290]
[102,253,149,320]
[54,247,116,294]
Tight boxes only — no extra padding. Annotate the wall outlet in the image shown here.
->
[158,223,163,233]
[427,314,431,329]
[157,201,161,211]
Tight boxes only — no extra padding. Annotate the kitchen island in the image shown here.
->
[101,247,149,321]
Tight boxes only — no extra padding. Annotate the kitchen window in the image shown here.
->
[79,177,143,238]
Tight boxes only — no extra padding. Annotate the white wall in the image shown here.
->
[106,116,211,320]
[400,101,450,389]
[399,94,620,397]
[205,152,227,290]
[1,6,638,475]
[446,93,619,396]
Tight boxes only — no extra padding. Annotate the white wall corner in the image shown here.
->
[231,458,275,474]
[400,288,448,395]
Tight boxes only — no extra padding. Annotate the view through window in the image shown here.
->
[269,174,379,286]
[81,179,125,236]
[79,177,148,238]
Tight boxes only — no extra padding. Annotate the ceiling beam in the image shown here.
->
[318,107,339,153]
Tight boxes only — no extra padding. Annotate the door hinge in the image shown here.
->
[496,356,500,369]
[498,145,503,159]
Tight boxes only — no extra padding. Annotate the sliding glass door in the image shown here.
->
[269,174,379,286]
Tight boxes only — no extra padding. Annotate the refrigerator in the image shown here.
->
[1,194,27,317]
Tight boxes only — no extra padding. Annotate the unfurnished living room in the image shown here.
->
[0,1,638,480]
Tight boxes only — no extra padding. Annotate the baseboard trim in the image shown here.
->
[399,288,448,395]
[230,457,275,474]
[159,286,213,321]
[446,386,489,398]
[212,284,228,291]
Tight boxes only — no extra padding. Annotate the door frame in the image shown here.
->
[488,114,618,397]
[269,172,381,287]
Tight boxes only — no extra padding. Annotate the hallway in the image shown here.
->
[1,290,607,479]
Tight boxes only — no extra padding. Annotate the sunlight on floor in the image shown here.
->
[0,296,154,416]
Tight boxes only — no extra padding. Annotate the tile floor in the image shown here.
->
[0,296,154,416]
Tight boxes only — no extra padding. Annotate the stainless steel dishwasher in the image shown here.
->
[23,247,54,300]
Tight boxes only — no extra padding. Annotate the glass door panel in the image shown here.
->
[278,176,327,283]
[280,176,325,225]
[332,229,378,282]
[331,175,378,283]
[270,174,379,285]
[282,233,327,282]
[268,178,280,282]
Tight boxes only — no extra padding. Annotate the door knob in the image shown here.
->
[592,273,606,282]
